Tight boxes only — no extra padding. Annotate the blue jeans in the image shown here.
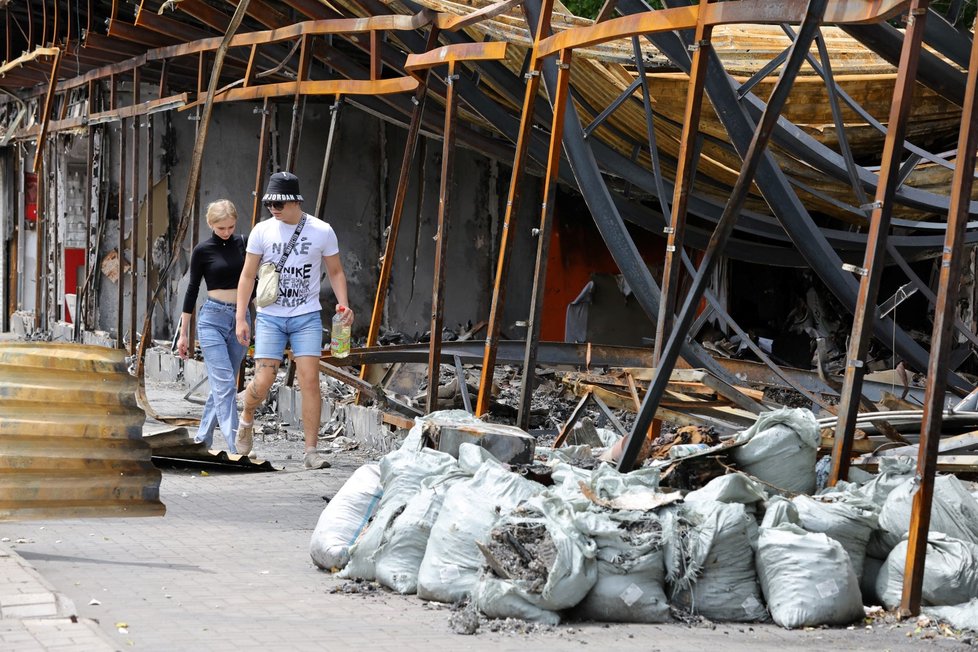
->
[195,298,248,452]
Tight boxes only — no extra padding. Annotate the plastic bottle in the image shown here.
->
[330,308,351,358]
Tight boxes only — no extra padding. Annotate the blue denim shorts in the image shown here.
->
[254,310,324,359]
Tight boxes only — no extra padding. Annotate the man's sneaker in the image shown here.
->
[303,452,331,470]
[237,423,254,457]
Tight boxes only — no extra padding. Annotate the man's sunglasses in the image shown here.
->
[263,201,286,210]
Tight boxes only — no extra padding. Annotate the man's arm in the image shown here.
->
[323,253,352,321]
[236,252,261,344]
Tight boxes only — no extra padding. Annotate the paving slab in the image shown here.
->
[0,379,971,651]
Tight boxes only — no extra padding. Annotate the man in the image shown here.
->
[235,171,353,469]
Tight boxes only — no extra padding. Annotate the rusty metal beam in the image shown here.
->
[135,3,215,42]
[403,41,508,73]
[250,97,271,227]
[281,0,343,20]
[129,68,141,357]
[172,0,235,32]
[537,0,907,57]
[179,77,419,109]
[313,94,344,219]
[618,0,830,472]
[330,340,656,368]
[107,18,182,48]
[426,58,459,414]
[359,26,441,395]
[116,119,126,350]
[402,40,509,413]
[899,3,978,617]
[476,1,551,416]
[654,0,711,365]
[32,48,62,173]
[516,46,572,429]
[829,0,930,486]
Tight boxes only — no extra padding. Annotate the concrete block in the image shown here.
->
[429,417,535,464]
[566,417,603,447]
[9,312,33,338]
[80,331,116,348]
[277,385,300,427]
[51,323,74,342]
[343,403,398,453]
[183,359,210,397]
[158,350,182,381]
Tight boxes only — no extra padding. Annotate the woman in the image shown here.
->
[178,199,250,454]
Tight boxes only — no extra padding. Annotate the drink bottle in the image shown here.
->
[331,308,351,358]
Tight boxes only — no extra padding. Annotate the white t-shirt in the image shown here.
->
[246,213,340,317]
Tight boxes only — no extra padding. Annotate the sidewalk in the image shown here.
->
[0,543,115,651]
[0,381,969,650]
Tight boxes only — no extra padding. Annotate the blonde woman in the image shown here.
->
[177,199,251,453]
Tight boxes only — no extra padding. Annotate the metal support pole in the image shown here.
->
[314,94,344,219]
[360,28,440,391]
[899,13,978,617]
[116,120,126,350]
[426,60,460,414]
[829,0,930,486]
[475,1,550,416]
[618,0,829,472]
[129,72,141,356]
[251,98,271,227]
[34,146,44,329]
[654,0,711,365]
[145,114,154,340]
[516,48,573,430]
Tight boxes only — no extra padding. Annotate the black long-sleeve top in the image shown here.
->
[182,233,247,314]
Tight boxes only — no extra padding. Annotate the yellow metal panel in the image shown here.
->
[0,343,165,520]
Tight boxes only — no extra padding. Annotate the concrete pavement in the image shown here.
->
[0,374,972,650]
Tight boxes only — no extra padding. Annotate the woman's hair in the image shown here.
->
[206,199,238,226]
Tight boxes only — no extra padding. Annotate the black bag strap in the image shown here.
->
[274,214,307,272]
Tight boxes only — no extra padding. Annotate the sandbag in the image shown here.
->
[756,524,864,628]
[309,464,382,570]
[685,472,767,506]
[876,534,978,610]
[373,474,461,594]
[474,495,597,624]
[852,456,916,508]
[417,460,544,603]
[664,501,767,622]
[730,408,819,494]
[876,475,978,555]
[761,496,800,529]
[924,599,978,631]
[341,421,460,581]
[574,508,669,623]
[792,493,878,581]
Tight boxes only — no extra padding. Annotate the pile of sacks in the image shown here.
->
[310,408,978,629]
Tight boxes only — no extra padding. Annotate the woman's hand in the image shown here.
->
[177,334,190,360]
[236,318,251,346]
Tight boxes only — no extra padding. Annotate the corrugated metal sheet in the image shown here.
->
[0,343,165,520]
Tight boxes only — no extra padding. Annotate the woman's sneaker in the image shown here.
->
[237,423,254,457]
[303,452,331,470]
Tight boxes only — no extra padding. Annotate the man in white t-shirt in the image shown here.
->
[235,171,354,469]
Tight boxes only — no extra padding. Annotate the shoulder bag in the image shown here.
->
[255,214,307,308]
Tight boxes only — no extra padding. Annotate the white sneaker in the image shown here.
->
[237,423,254,456]
[303,452,331,470]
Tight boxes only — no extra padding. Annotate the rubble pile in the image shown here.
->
[311,408,978,633]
